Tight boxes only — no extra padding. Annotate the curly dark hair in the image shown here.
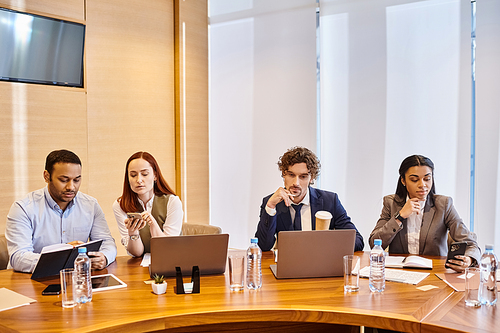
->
[278,146,320,183]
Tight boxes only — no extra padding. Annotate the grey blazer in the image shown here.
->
[369,194,480,263]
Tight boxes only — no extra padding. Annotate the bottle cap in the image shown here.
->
[78,247,87,253]
[251,238,258,244]
[485,244,494,251]
[374,239,382,246]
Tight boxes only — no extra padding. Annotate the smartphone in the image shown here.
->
[446,241,467,265]
[42,284,61,295]
[126,213,142,220]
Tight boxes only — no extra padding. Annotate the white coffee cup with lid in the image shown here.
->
[315,211,332,230]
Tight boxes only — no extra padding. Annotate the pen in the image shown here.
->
[434,273,458,291]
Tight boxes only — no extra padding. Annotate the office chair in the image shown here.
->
[181,223,222,236]
[0,234,9,270]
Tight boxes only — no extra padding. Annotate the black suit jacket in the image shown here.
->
[255,187,364,251]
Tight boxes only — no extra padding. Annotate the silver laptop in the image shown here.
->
[270,229,356,279]
[149,234,229,277]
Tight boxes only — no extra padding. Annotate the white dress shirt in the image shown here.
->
[6,186,117,272]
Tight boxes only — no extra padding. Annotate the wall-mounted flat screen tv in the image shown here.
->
[0,7,85,88]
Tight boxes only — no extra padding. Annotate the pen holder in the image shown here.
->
[175,266,200,294]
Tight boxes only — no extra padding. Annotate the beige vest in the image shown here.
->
[139,194,171,253]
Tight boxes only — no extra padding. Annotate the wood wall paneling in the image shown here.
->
[0,82,88,237]
[85,0,175,256]
[0,0,84,22]
[175,0,209,225]
[0,0,87,238]
[0,0,210,258]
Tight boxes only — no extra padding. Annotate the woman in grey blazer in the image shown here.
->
[369,155,480,273]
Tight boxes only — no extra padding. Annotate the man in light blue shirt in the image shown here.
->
[6,150,117,273]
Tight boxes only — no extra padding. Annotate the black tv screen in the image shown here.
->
[0,7,85,87]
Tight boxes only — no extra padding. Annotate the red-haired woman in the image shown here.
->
[113,152,183,257]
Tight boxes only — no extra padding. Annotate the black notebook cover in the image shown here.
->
[31,240,103,280]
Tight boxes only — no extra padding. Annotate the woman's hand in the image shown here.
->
[400,198,422,219]
[445,255,472,273]
[125,217,146,234]
[141,212,164,237]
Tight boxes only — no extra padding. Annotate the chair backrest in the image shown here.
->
[0,234,9,270]
[181,223,222,236]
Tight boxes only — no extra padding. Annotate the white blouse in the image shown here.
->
[113,195,183,248]
[406,198,426,255]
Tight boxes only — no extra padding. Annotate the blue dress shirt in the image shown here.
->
[6,186,117,272]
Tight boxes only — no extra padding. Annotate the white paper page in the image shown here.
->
[141,253,151,267]
[0,288,36,312]
[385,256,405,268]
[359,266,429,285]
[41,239,103,254]
[41,243,73,254]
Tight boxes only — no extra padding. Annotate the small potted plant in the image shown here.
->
[152,274,167,295]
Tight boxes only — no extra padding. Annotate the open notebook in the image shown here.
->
[31,239,102,279]
[385,255,433,269]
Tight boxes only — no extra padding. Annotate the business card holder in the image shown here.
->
[175,266,200,294]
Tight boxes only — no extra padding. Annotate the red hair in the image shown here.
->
[118,152,176,213]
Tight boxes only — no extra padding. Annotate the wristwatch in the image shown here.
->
[129,234,140,241]
[394,211,405,223]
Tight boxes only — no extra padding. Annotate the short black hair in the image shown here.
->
[45,150,82,176]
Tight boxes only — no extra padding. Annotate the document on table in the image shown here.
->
[359,266,430,285]
[434,273,465,291]
[385,256,432,269]
[0,288,37,312]
[141,253,151,267]
[435,272,500,291]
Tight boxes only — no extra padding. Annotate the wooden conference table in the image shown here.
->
[0,252,498,333]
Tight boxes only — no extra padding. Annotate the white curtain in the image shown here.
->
[319,0,477,249]
[476,0,500,251]
[209,0,317,249]
[209,0,500,251]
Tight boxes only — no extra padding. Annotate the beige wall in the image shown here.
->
[0,0,208,257]
[0,0,90,234]
[175,0,209,224]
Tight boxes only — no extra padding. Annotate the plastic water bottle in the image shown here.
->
[74,247,92,303]
[479,244,498,305]
[246,238,262,290]
[369,239,385,292]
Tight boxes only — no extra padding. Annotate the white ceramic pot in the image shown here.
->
[152,282,167,295]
